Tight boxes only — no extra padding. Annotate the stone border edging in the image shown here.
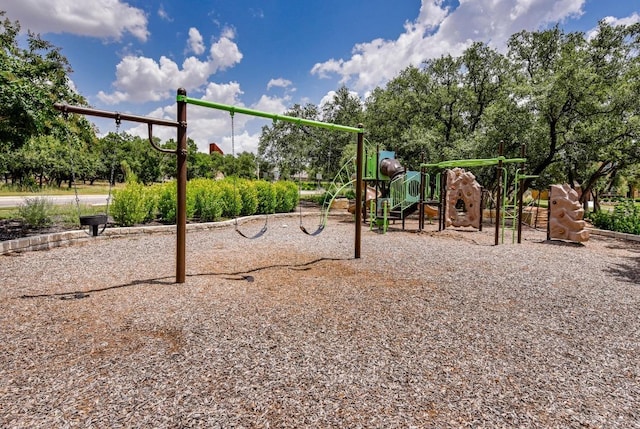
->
[1,212,352,255]
[587,227,640,243]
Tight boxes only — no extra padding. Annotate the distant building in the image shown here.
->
[209,143,224,155]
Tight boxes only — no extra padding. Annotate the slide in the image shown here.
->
[423,204,439,218]
[348,186,378,214]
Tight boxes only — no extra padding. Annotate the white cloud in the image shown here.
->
[586,12,640,40]
[158,4,173,22]
[187,28,205,55]
[311,0,586,92]
[122,82,290,154]
[252,95,289,117]
[267,78,293,90]
[0,0,149,41]
[602,12,640,28]
[98,32,243,104]
[209,35,244,70]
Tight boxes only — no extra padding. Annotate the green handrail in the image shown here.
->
[421,156,526,169]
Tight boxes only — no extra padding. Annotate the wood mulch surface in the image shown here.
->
[1,217,639,428]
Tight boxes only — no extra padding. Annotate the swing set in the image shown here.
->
[65,112,120,237]
[55,88,365,284]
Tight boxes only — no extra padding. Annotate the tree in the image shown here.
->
[569,21,640,208]
[258,104,320,179]
[506,26,596,194]
[0,11,90,184]
[318,86,364,178]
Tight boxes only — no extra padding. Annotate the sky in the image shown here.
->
[1,0,638,155]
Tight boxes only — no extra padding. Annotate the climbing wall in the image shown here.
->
[549,184,590,242]
[445,168,482,229]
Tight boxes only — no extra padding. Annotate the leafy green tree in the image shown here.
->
[234,152,257,179]
[506,26,593,192]
[364,65,433,161]
[209,151,225,177]
[190,151,216,179]
[317,86,364,178]
[258,104,320,179]
[159,139,177,179]
[0,12,89,184]
[568,21,640,207]
[19,134,70,186]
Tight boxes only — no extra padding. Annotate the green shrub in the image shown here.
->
[588,200,640,235]
[216,179,242,218]
[157,182,177,223]
[190,178,223,222]
[254,180,276,214]
[273,180,299,213]
[299,181,320,191]
[18,196,53,228]
[112,178,296,225]
[111,182,157,226]
[237,179,259,216]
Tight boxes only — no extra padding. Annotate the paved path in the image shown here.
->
[0,195,108,208]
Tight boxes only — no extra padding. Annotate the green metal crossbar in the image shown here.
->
[421,156,526,169]
[177,95,364,134]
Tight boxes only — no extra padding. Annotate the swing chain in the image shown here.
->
[105,114,121,215]
[229,110,268,239]
[230,111,235,157]
[63,111,83,221]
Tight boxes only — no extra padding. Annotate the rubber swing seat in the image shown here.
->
[79,214,108,236]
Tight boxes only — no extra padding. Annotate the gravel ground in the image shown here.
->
[1,216,639,428]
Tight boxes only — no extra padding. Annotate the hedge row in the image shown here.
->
[111,178,299,226]
[588,200,640,235]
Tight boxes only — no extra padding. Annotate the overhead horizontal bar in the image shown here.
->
[177,95,364,134]
[422,157,526,169]
[54,103,180,128]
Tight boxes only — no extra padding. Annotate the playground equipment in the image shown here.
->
[329,139,535,246]
[55,89,365,283]
[360,142,528,245]
[362,148,424,232]
[547,184,590,242]
[421,145,529,245]
[305,156,360,235]
[181,96,364,238]
[443,168,483,230]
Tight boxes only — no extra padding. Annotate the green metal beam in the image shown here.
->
[421,156,526,169]
[177,95,364,134]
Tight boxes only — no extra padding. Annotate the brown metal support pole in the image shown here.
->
[355,125,364,259]
[176,89,188,283]
[479,188,484,232]
[517,144,526,244]
[439,172,446,232]
[547,186,551,241]
[495,141,504,246]
[419,166,425,231]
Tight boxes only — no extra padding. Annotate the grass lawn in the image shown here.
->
[0,181,120,197]
[0,181,117,221]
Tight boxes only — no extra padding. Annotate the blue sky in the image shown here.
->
[1,0,638,154]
